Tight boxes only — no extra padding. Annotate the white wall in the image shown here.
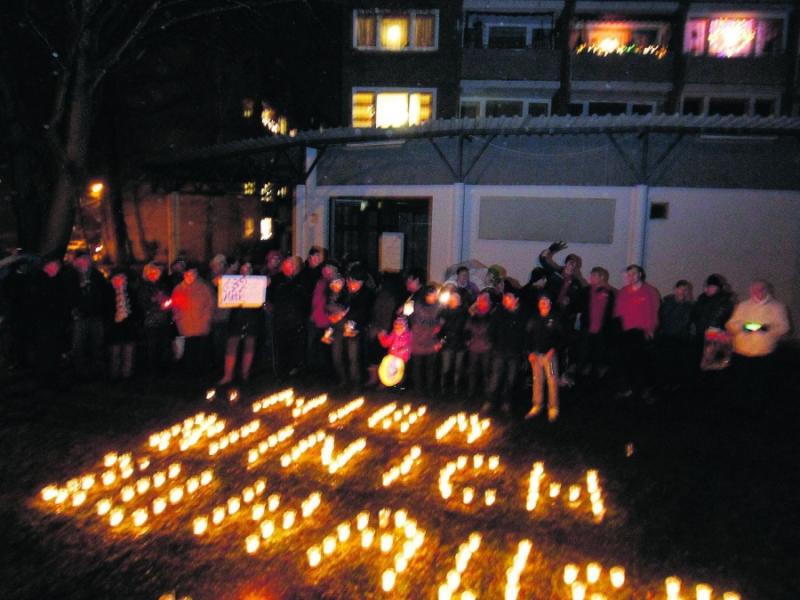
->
[646,187,800,329]
[463,186,639,287]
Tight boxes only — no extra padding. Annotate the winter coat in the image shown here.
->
[489,306,526,357]
[410,300,441,355]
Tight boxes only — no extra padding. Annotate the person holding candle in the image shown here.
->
[726,279,789,412]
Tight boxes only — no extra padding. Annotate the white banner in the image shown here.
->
[218,275,268,308]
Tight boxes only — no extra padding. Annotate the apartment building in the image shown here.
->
[342,0,799,125]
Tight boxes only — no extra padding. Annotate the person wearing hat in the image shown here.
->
[690,273,735,369]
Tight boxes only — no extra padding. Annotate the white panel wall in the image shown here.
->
[463,186,638,287]
[646,188,800,330]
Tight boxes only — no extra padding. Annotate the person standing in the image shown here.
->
[136,261,172,374]
[409,284,441,398]
[614,264,660,400]
[108,269,137,380]
[219,262,265,385]
[576,266,616,381]
[29,256,73,389]
[726,280,790,411]
[525,294,563,422]
[486,287,526,413]
[68,251,113,380]
[438,286,468,398]
[270,257,308,379]
[465,291,493,403]
[656,279,694,390]
[690,274,735,371]
[170,265,214,373]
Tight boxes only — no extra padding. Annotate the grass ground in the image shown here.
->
[1,355,798,600]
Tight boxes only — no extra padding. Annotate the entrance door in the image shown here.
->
[330,197,430,278]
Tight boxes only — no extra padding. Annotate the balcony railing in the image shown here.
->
[571,51,674,82]
[461,47,561,81]
[685,55,788,86]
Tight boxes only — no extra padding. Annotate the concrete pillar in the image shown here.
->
[452,182,465,265]
[627,184,650,267]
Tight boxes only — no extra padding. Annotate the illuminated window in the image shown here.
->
[243,218,255,238]
[573,20,669,58]
[243,181,256,196]
[352,89,434,128]
[260,218,273,241]
[354,10,437,51]
[684,16,784,57]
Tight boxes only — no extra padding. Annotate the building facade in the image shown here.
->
[341,0,799,126]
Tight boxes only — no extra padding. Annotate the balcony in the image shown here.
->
[685,55,788,86]
[461,48,561,81]
[571,52,674,82]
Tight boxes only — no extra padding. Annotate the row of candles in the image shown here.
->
[246,425,294,465]
[244,491,322,553]
[192,477,268,535]
[290,394,328,419]
[381,445,422,487]
[327,397,365,424]
[251,388,295,413]
[279,430,327,467]
[97,468,215,528]
[379,404,428,434]
[438,453,501,505]
[434,413,491,444]
[504,540,533,600]
[436,532,482,600]
[207,419,260,456]
[367,402,399,428]
[148,412,224,453]
[525,463,606,522]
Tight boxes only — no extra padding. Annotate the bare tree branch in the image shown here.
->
[89,0,162,93]
[23,13,65,69]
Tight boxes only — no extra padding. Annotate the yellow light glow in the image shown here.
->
[695,584,713,600]
[375,93,410,128]
[586,562,601,584]
[96,498,112,516]
[308,546,322,567]
[610,566,625,588]
[665,576,682,599]
[381,568,397,592]
[708,18,755,58]
[597,37,620,54]
[152,497,167,515]
[564,564,579,585]
[132,508,148,527]
[193,517,208,535]
[245,534,260,554]
[109,508,124,527]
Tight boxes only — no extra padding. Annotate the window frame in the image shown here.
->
[680,94,781,116]
[352,87,437,128]
[567,100,657,116]
[353,9,439,52]
[683,13,786,57]
[459,96,552,118]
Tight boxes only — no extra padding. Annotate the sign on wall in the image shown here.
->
[479,197,616,244]
[379,232,405,272]
[218,275,268,308]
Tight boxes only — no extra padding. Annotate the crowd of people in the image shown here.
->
[0,242,791,420]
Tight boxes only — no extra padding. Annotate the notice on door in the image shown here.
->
[379,232,404,273]
[218,275,268,308]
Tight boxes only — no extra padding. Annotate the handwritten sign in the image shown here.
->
[218,275,267,308]
[379,232,404,273]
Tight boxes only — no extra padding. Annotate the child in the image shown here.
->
[525,294,563,422]
[378,317,413,387]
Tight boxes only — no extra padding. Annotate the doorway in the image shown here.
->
[330,197,431,278]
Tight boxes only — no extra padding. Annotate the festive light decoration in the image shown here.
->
[291,394,328,419]
[382,446,422,487]
[576,41,667,58]
[708,18,755,58]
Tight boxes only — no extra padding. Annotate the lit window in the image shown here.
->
[352,90,433,128]
[381,16,409,50]
[243,218,255,238]
[243,181,256,196]
[574,21,669,58]
[260,183,273,203]
[260,218,273,241]
[684,16,784,57]
[708,19,755,57]
[354,10,437,51]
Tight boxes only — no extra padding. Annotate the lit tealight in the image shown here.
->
[169,486,184,504]
[394,510,407,528]
[102,471,116,486]
[153,472,166,488]
[212,506,225,525]
[461,592,476,600]
[323,535,336,555]
[380,533,394,553]
[549,482,561,498]
[251,503,266,521]
[462,487,475,504]
[586,562,601,584]
[242,487,255,503]
[307,546,322,567]
[80,475,96,490]
[571,581,587,600]
[245,534,260,554]
[361,528,375,548]
[695,584,713,600]
[96,498,112,516]
[41,485,59,502]
[446,570,461,590]
[382,568,397,592]
[337,523,351,542]
[186,477,199,495]
[438,584,453,600]
[227,496,241,515]
[167,463,181,479]
[356,512,369,531]
[468,532,481,552]
[268,494,280,512]
[609,566,625,588]
[121,486,135,503]
[153,497,167,515]
[136,478,151,495]
[133,508,148,527]
[282,510,296,529]
[564,564,579,585]
[103,452,118,467]
[568,485,581,503]
[260,519,275,539]
[473,454,484,469]
[484,489,496,506]
[665,576,682,599]
[109,508,125,527]
[193,516,208,535]
[722,593,741,600]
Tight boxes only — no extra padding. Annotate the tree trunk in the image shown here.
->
[40,45,93,258]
